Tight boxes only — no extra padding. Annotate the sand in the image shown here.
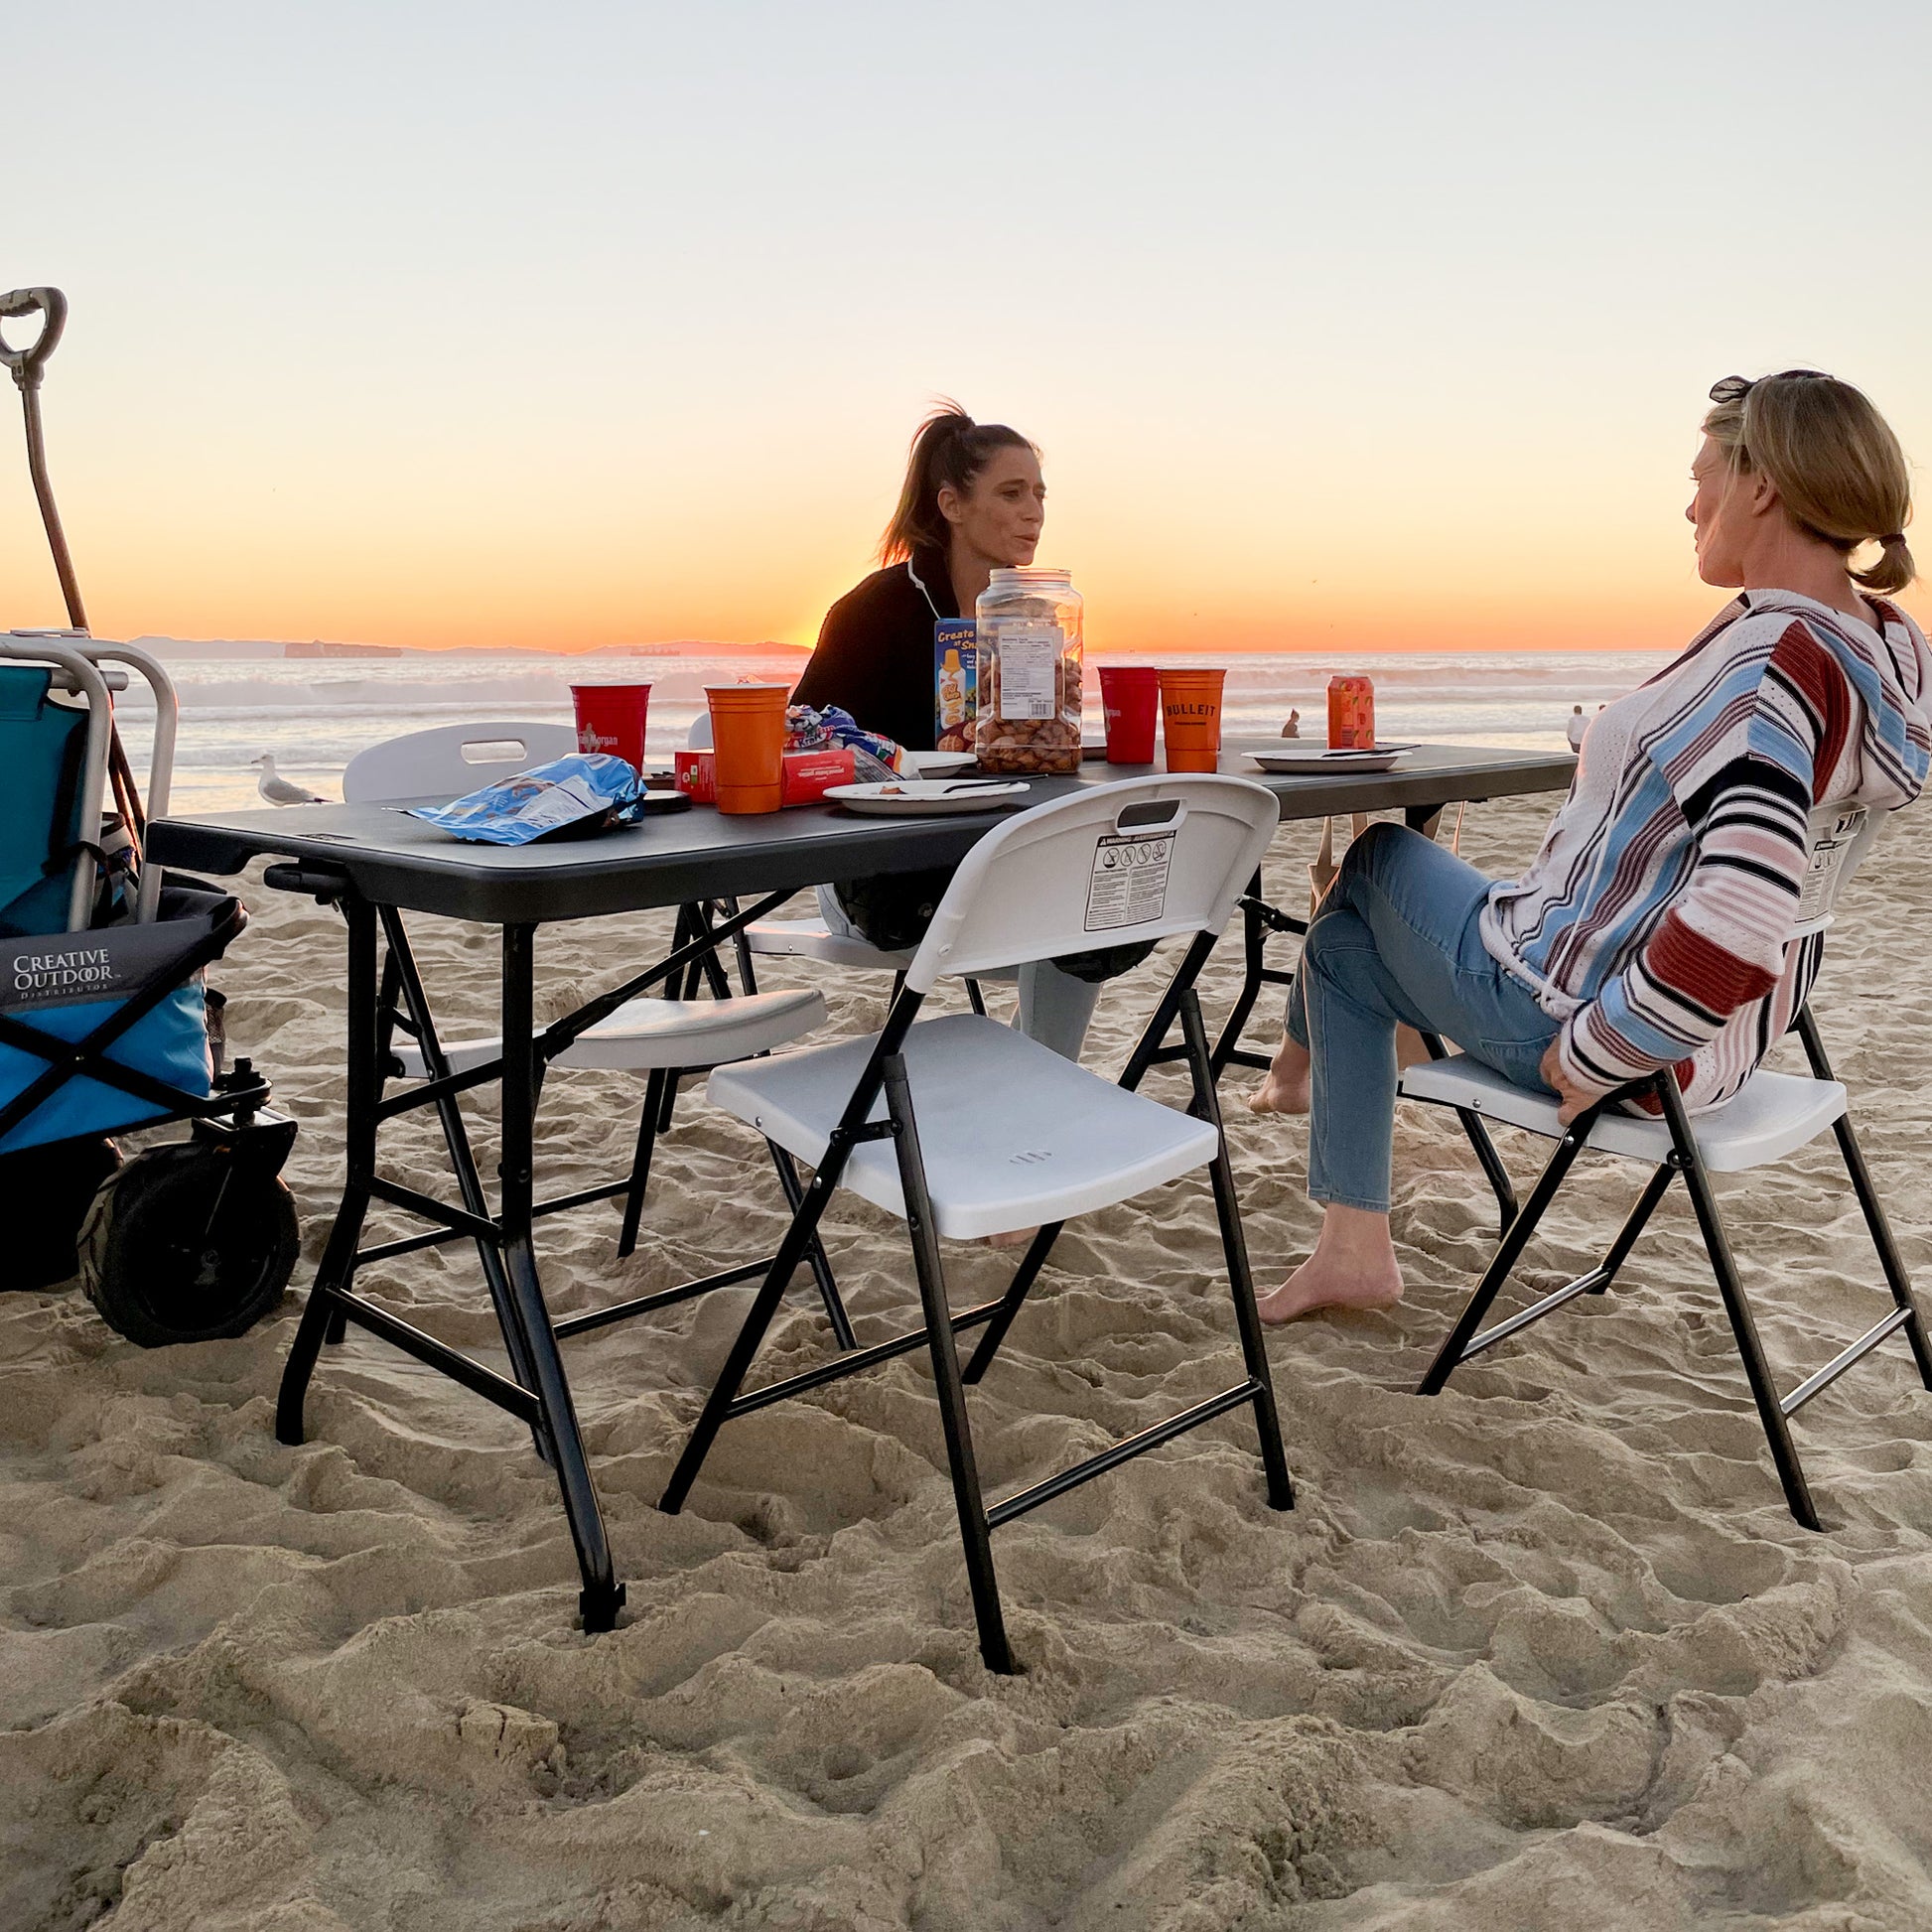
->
[6,792,1932,1931]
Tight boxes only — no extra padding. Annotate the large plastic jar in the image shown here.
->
[973,567,1083,774]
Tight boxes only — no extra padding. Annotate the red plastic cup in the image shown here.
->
[1098,665,1160,763]
[570,682,652,771]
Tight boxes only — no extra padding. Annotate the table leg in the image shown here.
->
[379,906,551,1461]
[498,923,624,1631]
[278,897,379,1444]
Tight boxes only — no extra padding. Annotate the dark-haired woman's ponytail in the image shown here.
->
[878,400,1035,564]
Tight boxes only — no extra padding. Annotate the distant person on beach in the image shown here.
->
[1250,369,1931,1321]
[1283,709,1302,738]
[1566,704,1587,750]
[791,401,1043,754]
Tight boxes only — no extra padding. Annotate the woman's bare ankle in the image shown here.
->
[1247,1034,1311,1116]
[1257,1203,1402,1321]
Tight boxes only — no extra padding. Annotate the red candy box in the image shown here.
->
[674,747,856,807]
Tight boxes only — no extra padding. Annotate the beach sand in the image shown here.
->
[6,792,1932,1931]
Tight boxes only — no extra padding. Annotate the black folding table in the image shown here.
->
[150,742,1574,1629]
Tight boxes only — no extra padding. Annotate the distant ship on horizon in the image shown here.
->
[284,638,405,659]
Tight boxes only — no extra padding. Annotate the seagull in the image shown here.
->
[250,754,330,806]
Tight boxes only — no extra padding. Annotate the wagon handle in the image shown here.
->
[0,286,68,392]
[1,285,87,631]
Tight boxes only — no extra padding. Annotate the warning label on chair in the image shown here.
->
[1085,830,1175,931]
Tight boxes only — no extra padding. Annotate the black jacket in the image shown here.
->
[790,546,956,754]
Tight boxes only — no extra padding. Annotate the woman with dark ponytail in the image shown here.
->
[791,402,1135,1073]
[792,403,1044,751]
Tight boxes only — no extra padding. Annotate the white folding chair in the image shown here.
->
[1399,803,1932,1527]
[341,721,581,803]
[343,723,852,1342]
[659,774,1297,1672]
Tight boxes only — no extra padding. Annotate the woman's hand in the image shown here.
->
[1539,1034,1600,1128]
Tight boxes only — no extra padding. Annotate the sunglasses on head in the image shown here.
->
[1710,368,1832,405]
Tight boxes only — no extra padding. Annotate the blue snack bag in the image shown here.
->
[405,754,642,845]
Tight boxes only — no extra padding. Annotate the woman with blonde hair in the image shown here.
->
[1254,369,1932,1320]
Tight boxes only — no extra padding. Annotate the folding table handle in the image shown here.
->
[263,860,349,904]
[0,286,68,392]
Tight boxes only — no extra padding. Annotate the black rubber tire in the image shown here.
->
[79,1142,299,1347]
[1,1139,123,1293]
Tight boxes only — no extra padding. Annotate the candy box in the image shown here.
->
[934,619,977,753]
[673,746,856,807]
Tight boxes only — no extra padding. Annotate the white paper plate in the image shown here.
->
[901,750,978,777]
[826,779,1033,817]
[1246,746,1415,774]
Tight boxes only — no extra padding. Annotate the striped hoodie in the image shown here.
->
[1480,590,1932,1109]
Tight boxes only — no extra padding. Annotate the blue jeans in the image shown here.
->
[1285,823,1560,1212]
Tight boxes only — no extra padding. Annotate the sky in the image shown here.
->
[4,0,1929,655]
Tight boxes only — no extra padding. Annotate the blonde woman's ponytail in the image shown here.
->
[1857,530,1916,598]
[1703,369,1917,594]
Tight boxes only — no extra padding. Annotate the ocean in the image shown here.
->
[107,645,1674,815]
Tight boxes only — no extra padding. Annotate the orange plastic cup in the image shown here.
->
[1159,667,1227,772]
[705,683,789,813]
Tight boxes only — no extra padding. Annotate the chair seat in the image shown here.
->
[391,988,826,1078]
[745,917,914,970]
[708,1011,1220,1239]
[1398,1052,1848,1173]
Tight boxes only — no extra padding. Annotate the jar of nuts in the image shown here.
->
[973,567,1083,775]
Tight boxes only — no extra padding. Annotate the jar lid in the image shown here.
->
[988,566,1073,586]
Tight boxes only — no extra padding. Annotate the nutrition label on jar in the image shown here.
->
[1084,829,1175,930]
[995,621,1061,721]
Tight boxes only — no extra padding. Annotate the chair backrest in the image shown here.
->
[903,773,1280,994]
[687,715,713,750]
[1791,801,1880,938]
[342,722,581,804]
[0,636,116,934]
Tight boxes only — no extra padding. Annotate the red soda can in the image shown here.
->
[1326,674,1375,750]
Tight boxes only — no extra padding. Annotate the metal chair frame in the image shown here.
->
[657,927,1295,1674]
[1412,1005,1932,1528]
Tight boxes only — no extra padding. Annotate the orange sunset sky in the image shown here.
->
[5,3,1928,657]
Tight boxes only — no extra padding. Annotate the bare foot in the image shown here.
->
[1246,1034,1311,1116]
[1255,1202,1404,1322]
[986,1225,1040,1250]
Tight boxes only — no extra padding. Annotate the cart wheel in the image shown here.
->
[79,1142,299,1347]
[1,1139,123,1293]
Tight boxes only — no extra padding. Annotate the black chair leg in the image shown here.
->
[617,1068,668,1259]
[1795,1009,1932,1391]
[1210,869,1269,1078]
[719,897,759,996]
[1655,1074,1821,1530]
[961,1221,1066,1383]
[1417,1116,1593,1395]
[881,1049,1015,1675]
[766,1141,856,1348]
[659,1161,844,1514]
[1590,1161,1674,1292]
[965,978,987,1018]
[1181,988,1295,1509]
[1417,1030,1519,1238]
